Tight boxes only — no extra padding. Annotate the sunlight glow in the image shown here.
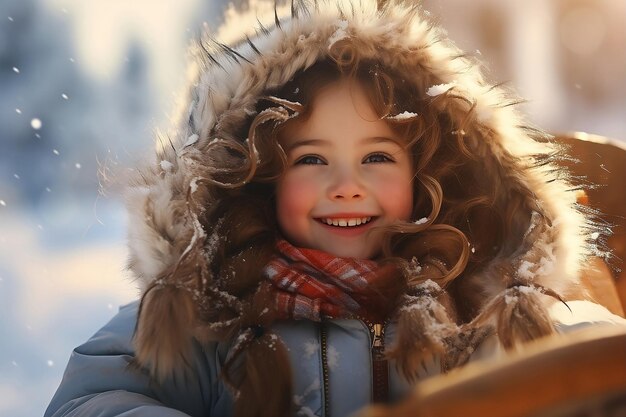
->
[43,0,200,93]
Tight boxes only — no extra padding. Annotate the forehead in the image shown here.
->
[279,79,399,144]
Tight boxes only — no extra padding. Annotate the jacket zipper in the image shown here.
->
[320,321,330,417]
[319,319,389,417]
[364,320,389,403]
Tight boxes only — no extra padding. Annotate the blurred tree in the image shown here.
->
[0,0,154,207]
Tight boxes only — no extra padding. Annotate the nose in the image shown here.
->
[327,167,366,201]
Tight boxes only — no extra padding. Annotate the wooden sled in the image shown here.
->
[360,325,626,417]
[555,132,626,317]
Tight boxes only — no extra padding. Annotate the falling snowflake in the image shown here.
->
[53,149,60,155]
[47,360,54,367]
[0,200,6,207]
[12,67,19,73]
[31,118,42,130]
[61,93,69,100]
[75,163,81,169]
[15,108,21,114]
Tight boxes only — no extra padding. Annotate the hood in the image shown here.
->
[125,0,599,377]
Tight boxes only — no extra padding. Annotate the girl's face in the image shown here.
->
[276,79,414,259]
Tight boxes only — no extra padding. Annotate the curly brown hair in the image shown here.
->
[200,39,517,287]
[138,38,530,415]
[163,38,524,415]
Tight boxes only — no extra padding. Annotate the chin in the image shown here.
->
[322,245,376,260]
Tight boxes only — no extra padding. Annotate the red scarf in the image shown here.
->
[263,239,399,322]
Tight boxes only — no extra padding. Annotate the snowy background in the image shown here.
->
[0,0,623,416]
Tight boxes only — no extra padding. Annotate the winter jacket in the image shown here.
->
[45,0,626,415]
[45,300,626,417]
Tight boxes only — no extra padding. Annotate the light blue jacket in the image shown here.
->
[45,300,626,417]
[45,300,419,417]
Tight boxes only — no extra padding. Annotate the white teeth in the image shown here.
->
[322,217,372,227]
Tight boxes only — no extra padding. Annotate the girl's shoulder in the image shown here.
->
[47,300,233,417]
[75,300,140,355]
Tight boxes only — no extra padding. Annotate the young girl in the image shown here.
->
[46,1,626,416]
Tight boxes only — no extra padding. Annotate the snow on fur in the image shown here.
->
[126,0,595,381]
[386,111,419,120]
[127,0,590,305]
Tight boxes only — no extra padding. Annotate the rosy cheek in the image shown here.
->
[276,173,319,228]
[376,174,413,219]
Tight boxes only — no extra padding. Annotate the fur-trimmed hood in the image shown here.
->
[126,0,598,380]
[127,0,592,290]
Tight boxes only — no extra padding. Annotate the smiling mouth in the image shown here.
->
[316,217,375,227]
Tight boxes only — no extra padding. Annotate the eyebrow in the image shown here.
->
[286,136,401,152]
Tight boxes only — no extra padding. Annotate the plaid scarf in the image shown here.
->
[263,239,398,322]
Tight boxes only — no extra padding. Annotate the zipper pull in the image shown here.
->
[371,323,384,349]
[369,322,389,403]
